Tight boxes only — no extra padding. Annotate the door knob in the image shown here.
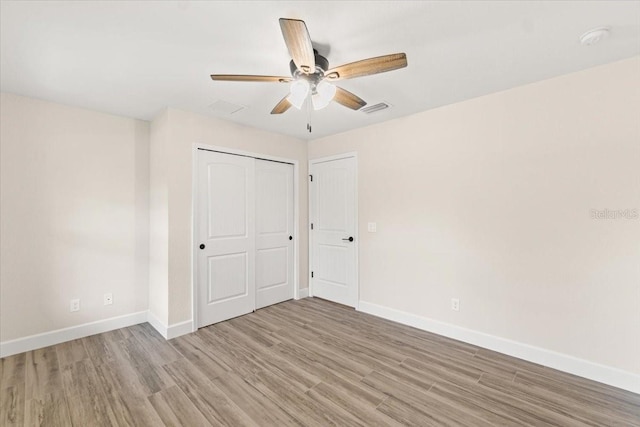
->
[199,244,205,250]
[342,236,354,242]
[289,236,293,240]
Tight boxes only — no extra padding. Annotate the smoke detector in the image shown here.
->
[580,27,611,46]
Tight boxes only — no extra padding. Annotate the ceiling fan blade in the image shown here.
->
[210,74,292,83]
[324,53,407,81]
[271,96,292,114]
[333,87,367,110]
[279,18,315,74]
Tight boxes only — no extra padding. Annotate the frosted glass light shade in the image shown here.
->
[312,80,337,110]
[288,79,310,109]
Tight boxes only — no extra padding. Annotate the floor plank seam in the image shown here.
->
[374,394,390,410]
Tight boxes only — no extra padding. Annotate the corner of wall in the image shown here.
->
[148,109,170,326]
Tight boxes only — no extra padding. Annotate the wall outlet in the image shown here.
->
[104,293,113,305]
[70,299,80,312]
[368,222,377,232]
[451,298,460,312]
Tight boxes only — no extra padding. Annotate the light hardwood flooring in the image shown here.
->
[1,297,639,426]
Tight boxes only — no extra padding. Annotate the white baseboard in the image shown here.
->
[297,287,309,299]
[167,320,194,339]
[358,301,640,394]
[0,311,148,358]
[146,311,193,340]
[146,310,168,338]
[0,310,194,358]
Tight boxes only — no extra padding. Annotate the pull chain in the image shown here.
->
[306,95,312,133]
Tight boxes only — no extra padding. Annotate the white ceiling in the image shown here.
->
[2,1,639,140]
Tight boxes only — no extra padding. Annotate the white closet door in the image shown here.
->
[310,156,357,307]
[255,160,294,309]
[197,150,255,327]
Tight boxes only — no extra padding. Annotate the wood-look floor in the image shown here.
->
[1,298,639,426]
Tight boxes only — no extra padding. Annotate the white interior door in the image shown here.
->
[197,150,255,327]
[255,160,294,309]
[310,156,357,307]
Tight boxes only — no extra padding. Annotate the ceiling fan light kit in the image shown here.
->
[210,17,408,131]
[288,79,310,109]
[312,80,337,110]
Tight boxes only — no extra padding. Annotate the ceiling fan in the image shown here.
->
[210,18,407,123]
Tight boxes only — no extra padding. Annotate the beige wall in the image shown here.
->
[309,57,640,374]
[151,108,308,325]
[148,109,170,324]
[0,93,150,341]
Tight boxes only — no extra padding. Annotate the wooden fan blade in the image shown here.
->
[271,96,292,114]
[333,87,367,110]
[279,18,315,74]
[210,74,292,83]
[324,53,407,81]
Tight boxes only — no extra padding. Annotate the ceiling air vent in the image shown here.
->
[208,100,245,115]
[360,102,390,114]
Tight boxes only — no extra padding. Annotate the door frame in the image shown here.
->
[308,152,359,309]
[191,143,300,332]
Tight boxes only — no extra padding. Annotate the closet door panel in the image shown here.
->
[196,151,255,327]
[255,160,294,309]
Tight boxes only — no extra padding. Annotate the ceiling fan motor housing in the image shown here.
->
[289,49,329,77]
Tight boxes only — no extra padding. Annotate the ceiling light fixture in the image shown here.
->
[287,79,310,109]
[312,80,337,110]
[580,27,611,46]
[288,77,337,111]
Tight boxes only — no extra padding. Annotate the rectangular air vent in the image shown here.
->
[361,102,390,114]
[208,100,245,115]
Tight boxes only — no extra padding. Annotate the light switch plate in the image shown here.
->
[368,222,377,232]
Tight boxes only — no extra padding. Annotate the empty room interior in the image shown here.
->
[1,1,639,426]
